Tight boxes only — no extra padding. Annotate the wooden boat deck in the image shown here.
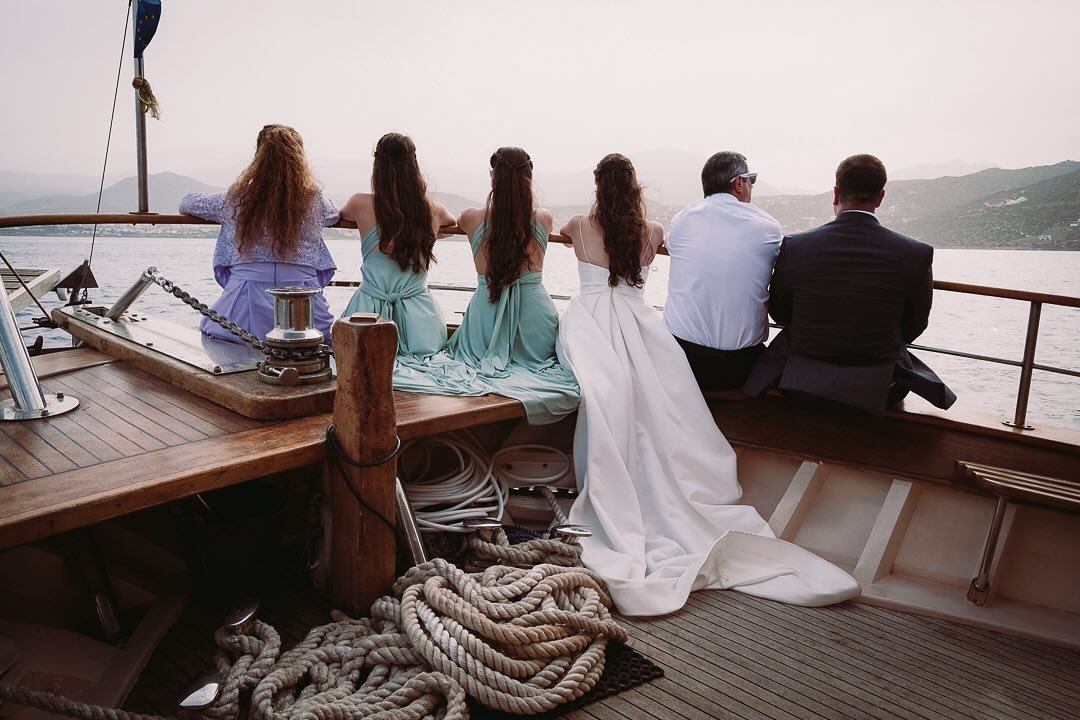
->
[2,267,61,313]
[123,587,1080,720]
[0,349,525,550]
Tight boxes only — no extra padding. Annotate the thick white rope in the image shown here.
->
[0,560,622,720]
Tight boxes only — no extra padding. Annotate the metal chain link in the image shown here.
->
[143,267,329,361]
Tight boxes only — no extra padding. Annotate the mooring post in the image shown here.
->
[329,313,398,616]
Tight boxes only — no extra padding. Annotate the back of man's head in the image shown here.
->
[701,151,748,197]
[835,154,887,204]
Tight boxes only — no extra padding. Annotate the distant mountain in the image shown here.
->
[902,168,1080,249]
[0,170,102,208]
[890,160,997,181]
[757,161,1080,249]
[3,172,223,215]
[5,163,1078,248]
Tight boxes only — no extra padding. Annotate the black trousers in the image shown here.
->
[674,336,765,392]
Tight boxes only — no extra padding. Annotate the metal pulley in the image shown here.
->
[256,287,333,386]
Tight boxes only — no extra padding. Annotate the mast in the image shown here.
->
[133,0,150,213]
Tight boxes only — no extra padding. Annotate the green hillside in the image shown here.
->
[756,161,1080,249]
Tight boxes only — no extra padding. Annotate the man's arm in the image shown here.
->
[767,238,793,326]
[901,247,934,343]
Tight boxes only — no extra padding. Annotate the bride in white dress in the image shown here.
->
[556,154,859,616]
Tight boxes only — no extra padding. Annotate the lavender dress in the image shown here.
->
[179,191,339,344]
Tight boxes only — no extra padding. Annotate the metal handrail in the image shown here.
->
[2,211,1077,429]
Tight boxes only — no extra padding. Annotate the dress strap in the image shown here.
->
[361,226,381,258]
[578,217,591,264]
[469,222,486,257]
[532,219,549,250]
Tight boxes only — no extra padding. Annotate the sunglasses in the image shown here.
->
[732,172,758,186]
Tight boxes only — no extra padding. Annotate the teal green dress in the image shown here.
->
[393,220,580,424]
[341,226,447,357]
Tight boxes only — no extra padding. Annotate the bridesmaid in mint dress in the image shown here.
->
[394,147,579,424]
[339,133,454,357]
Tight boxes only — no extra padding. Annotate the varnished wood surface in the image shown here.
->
[708,394,1080,494]
[122,585,1080,720]
[6,348,1080,552]
[0,353,529,550]
[328,315,400,615]
[54,308,337,420]
[0,347,115,391]
[564,591,1080,720]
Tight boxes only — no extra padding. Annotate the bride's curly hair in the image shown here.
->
[372,132,436,273]
[591,153,647,288]
[228,124,319,260]
[483,147,535,302]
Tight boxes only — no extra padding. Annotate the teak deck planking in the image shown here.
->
[122,585,1080,720]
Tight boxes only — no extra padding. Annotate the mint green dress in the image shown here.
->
[393,220,580,424]
[341,227,447,357]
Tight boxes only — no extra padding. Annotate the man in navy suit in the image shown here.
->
[743,154,956,415]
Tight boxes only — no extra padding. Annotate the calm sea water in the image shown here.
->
[4,235,1078,430]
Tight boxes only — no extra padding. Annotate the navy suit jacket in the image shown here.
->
[743,211,956,414]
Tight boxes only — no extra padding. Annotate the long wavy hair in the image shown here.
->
[591,153,647,288]
[483,147,535,302]
[228,124,319,260]
[372,133,436,273]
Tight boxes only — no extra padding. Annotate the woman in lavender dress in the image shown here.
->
[179,124,338,345]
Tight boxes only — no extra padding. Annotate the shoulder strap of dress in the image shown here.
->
[469,221,486,257]
[578,217,591,264]
[532,219,549,250]
[361,226,380,258]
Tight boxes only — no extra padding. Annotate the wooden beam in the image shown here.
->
[767,461,828,541]
[853,479,922,584]
[328,313,399,616]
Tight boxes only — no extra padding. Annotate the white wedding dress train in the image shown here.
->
[557,261,860,616]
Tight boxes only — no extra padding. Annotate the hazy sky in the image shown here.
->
[2,0,1078,204]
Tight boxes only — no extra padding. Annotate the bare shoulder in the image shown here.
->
[457,207,485,235]
[534,207,554,230]
[340,192,372,219]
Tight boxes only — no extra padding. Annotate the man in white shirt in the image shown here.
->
[664,151,783,391]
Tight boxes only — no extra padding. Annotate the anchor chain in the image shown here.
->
[142,267,330,362]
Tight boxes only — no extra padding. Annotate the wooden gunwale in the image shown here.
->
[4,212,1079,307]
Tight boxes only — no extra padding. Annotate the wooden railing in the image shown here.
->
[2,212,1078,430]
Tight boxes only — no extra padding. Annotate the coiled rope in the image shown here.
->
[398,433,572,534]
[0,559,620,720]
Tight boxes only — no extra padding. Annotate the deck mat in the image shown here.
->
[470,639,665,720]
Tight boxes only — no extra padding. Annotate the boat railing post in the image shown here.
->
[327,312,399,617]
[0,279,80,420]
[1004,301,1041,430]
[0,280,48,412]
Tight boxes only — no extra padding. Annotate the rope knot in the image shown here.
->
[132,76,161,119]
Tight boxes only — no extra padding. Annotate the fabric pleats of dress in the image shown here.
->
[392,221,580,425]
[557,260,860,616]
[341,227,448,358]
[200,262,334,344]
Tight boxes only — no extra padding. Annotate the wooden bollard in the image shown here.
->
[328,313,399,616]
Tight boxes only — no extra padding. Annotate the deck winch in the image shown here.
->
[255,287,333,386]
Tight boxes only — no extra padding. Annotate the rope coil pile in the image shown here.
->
[0,560,624,720]
[467,527,583,568]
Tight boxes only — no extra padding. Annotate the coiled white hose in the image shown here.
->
[398,433,572,533]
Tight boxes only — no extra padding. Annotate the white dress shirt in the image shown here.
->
[663,192,783,350]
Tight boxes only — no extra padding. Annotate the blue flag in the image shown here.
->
[134,0,161,59]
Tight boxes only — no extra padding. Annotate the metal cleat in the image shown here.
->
[462,517,503,543]
[177,670,223,712]
[224,598,260,634]
[462,517,504,572]
[549,524,592,545]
